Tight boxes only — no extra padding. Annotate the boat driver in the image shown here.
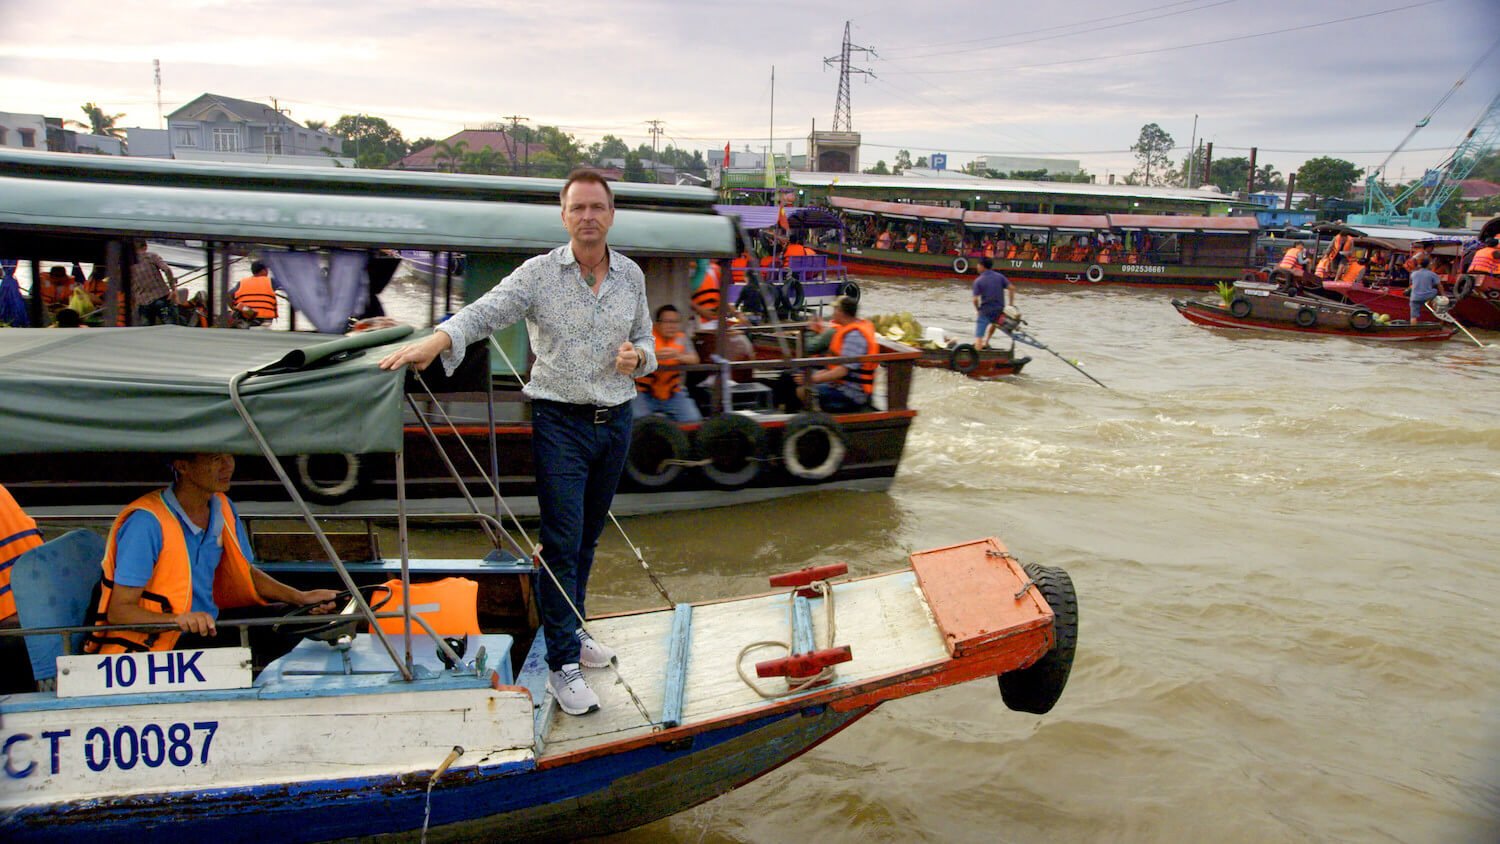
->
[85,453,338,655]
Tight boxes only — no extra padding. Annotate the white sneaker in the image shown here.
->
[577,629,617,668]
[547,663,600,716]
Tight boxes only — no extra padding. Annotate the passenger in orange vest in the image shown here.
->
[86,453,338,654]
[791,294,876,412]
[38,266,73,308]
[875,229,893,250]
[0,483,43,626]
[1401,246,1430,274]
[783,235,815,264]
[1468,238,1499,276]
[905,232,918,252]
[634,304,702,423]
[230,261,280,322]
[1278,243,1308,272]
[729,251,751,283]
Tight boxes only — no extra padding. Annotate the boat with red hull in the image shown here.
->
[1172,287,1455,341]
[1316,219,1500,331]
[817,197,1258,288]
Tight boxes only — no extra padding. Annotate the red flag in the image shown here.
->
[723,142,731,168]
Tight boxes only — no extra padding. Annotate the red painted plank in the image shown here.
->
[909,537,1054,658]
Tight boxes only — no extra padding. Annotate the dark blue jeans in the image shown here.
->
[531,400,632,670]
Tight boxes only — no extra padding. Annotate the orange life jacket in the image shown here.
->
[233,274,278,319]
[905,234,917,253]
[1315,254,1335,278]
[1278,246,1305,270]
[1330,233,1353,255]
[39,275,73,306]
[983,242,996,259]
[636,331,687,400]
[0,485,43,621]
[729,254,749,283]
[86,491,265,654]
[875,232,893,250]
[828,319,878,395]
[692,263,722,318]
[1470,246,1499,275]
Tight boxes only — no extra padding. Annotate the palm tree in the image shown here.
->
[302,119,327,132]
[432,139,468,173]
[70,102,126,139]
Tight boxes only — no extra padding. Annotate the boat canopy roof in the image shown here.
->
[1105,214,1258,233]
[829,196,964,221]
[964,211,1110,232]
[0,325,414,455]
[0,150,737,258]
[713,204,845,231]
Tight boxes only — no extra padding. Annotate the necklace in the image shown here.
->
[577,251,608,280]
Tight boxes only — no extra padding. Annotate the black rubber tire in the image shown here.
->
[949,343,981,374]
[839,281,862,303]
[1239,270,1260,283]
[952,257,969,274]
[737,285,767,319]
[696,413,767,488]
[780,412,847,481]
[773,286,793,321]
[1294,307,1318,328]
[1454,274,1476,300]
[998,563,1078,715]
[625,416,691,489]
[1085,265,1104,283]
[1348,309,1374,331]
[1270,268,1295,285]
[293,453,363,504]
[784,278,806,308]
[1229,297,1253,318]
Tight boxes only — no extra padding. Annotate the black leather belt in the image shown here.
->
[535,399,631,424]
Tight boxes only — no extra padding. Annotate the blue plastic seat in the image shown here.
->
[12,529,106,681]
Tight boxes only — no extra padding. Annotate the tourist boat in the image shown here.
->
[1315,220,1500,331]
[1171,281,1456,341]
[0,150,919,519]
[714,203,858,315]
[817,197,1259,288]
[0,326,1080,842]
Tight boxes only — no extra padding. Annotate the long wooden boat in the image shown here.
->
[817,197,1259,288]
[0,327,1080,842]
[1172,285,1455,341]
[0,151,918,518]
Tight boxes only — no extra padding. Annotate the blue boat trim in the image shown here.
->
[516,630,552,754]
[660,603,694,728]
[792,594,815,655]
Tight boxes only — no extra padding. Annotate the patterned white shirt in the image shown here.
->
[436,244,657,406]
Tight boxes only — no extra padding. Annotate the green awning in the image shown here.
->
[0,325,417,455]
[0,174,737,257]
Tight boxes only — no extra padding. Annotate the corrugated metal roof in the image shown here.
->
[792,171,1238,205]
[829,196,964,220]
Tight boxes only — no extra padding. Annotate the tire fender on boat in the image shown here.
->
[949,343,981,374]
[998,562,1078,715]
[784,278,806,308]
[780,412,848,481]
[1085,265,1105,283]
[294,453,362,503]
[952,257,969,274]
[1239,270,1260,283]
[1294,306,1318,328]
[839,281,862,303]
[1348,308,1375,331]
[1229,297,1253,318]
[1453,274,1476,300]
[696,413,767,488]
[625,416,691,488]
[737,285,767,318]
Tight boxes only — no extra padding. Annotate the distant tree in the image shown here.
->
[302,119,328,132]
[893,149,912,173]
[71,102,126,139]
[1296,156,1362,200]
[864,159,890,175]
[1206,156,1252,193]
[1174,142,1208,187]
[1131,123,1175,186]
[1006,169,1050,180]
[1469,150,1500,183]
[588,134,630,164]
[623,151,647,182]
[432,139,468,173]
[461,145,503,175]
[332,114,408,168]
[1256,164,1286,193]
[914,155,929,168]
[408,136,437,155]
[689,149,708,175]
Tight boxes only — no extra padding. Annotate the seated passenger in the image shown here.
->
[634,304,702,423]
[39,266,74,308]
[875,229,893,250]
[0,483,43,628]
[230,261,280,324]
[791,294,876,412]
[85,453,338,655]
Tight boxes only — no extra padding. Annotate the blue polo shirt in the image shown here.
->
[972,270,1011,321]
[112,488,255,619]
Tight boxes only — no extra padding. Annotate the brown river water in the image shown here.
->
[372,272,1500,841]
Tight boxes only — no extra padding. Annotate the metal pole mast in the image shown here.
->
[823,20,876,132]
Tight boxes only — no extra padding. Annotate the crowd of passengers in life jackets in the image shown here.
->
[843,219,1163,265]
[1272,232,1494,287]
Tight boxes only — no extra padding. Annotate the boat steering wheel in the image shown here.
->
[273,583,394,643]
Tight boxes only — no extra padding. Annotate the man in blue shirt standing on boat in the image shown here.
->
[379,170,655,717]
[1407,256,1443,322]
[971,257,1012,347]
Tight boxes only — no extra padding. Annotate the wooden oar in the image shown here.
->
[1002,321,1110,389]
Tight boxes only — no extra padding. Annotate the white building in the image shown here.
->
[0,111,48,151]
[128,93,351,167]
[974,155,1082,176]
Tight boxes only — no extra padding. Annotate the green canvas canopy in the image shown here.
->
[0,325,415,455]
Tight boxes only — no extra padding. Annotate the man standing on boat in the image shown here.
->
[378,170,655,717]
[971,257,1012,347]
[1408,256,1443,323]
[130,240,179,326]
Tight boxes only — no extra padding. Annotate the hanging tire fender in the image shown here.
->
[1453,274,1476,300]
[1085,264,1105,283]
[1294,306,1318,328]
[998,563,1078,715]
[1229,297,1253,318]
[784,278,806,308]
[696,413,768,488]
[949,343,981,374]
[1348,308,1375,331]
[839,281,862,303]
[780,412,847,481]
[952,257,969,274]
[294,453,363,503]
[625,416,691,488]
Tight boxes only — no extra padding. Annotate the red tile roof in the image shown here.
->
[394,130,546,171]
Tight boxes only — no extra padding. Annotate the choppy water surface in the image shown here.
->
[405,276,1499,843]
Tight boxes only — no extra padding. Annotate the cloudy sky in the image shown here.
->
[3,0,1497,181]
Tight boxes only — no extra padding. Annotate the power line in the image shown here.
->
[880,1,1447,75]
[876,0,1222,55]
